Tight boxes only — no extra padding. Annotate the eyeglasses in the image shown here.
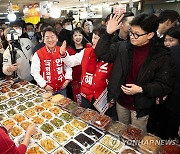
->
[129,30,148,39]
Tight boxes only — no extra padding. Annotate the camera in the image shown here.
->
[7,28,19,41]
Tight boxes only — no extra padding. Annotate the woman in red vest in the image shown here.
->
[60,27,114,116]
[67,27,91,105]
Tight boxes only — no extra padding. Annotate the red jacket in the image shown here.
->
[37,46,66,91]
[67,44,92,85]
[81,47,112,101]
[0,127,27,154]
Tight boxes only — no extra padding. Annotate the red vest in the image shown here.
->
[81,47,112,101]
[67,44,92,85]
[37,46,66,91]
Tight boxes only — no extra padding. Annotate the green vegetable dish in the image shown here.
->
[40,123,54,134]
[50,118,64,128]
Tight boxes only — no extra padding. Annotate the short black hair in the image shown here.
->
[62,19,71,26]
[158,10,179,24]
[25,23,34,29]
[40,23,52,32]
[10,20,22,28]
[130,13,159,33]
[92,27,106,37]
[43,27,58,38]
[82,19,93,28]
[70,27,88,49]
[165,26,180,41]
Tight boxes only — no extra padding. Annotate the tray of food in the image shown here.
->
[54,147,69,154]
[74,132,95,149]
[10,83,20,89]
[16,87,27,93]
[63,102,78,112]
[39,136,59,153]
[118,145,141,154]
[14,134,35,147]
[18,80,29,86]
[26,144,45,154]
[13,114,26,123]
[32,129,45,141]
[10,126,24,138]
[33,105,45,113]
[16,96,27,103]
[1,87,11,93]
[60,112,73,122]
[64,139,86,154]
[6,108,18,117]
[25,101,34,108]
[42,101,54,109]
[161,144,180,154]
[0,103,8,112]
[72,106,86,117]
[71,119,87,130]
[91,114,111,130]
[40,123,54,134]
[41,111,53,120]
[34,88,46,95]
[24,108,36,118]
[51,130,70,145]
[107,121,127,137]
[90,142,116,154]
[7,100,17,107]
[20,120,33,130]
[16,105,27,112]
[138,133,161,154]
[31,116,44,125]
[62,124,78,137]
[7,91,19,98]
[24,93,37,100]
[34,97,44,104]
[0,113,7,121]
[25,84,37,90]
[84,126,104,141]
[2,118,16,127]
[49,106,62,115]
[80,109,98,123]
[100,134,124,152]
[50,118,64,128]
[0,95,8,103]
[121,125,143,147]
[55,97,72,108]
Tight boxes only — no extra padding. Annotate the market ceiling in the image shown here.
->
[0,0,177,13]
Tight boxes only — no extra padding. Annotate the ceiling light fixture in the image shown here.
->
[7,0,16,22]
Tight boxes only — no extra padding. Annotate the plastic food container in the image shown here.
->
[0,103,8,112]
[50,117,64,128]
[16,104,27,112]
[0,95,8,103]
[100,134,124,152]
[40,123,55,134]
[6,108,18,117]
[49,106,62,115]
[63,102,78,112]
[80,109,98,123]
[72,106,86,117]
[90,142,116,154]
[60,112,73,122]
[71,119,87,130]
[54,147,69,154]
[16,87,27,94]
[41,111,53,120]
[84,126,104,141]
[64,139,86,154]
[107,121,127,137]
[138,133,161,154]
[26,143,45,154]
[74,132,95,149]
[31,115,45,125]
[121,125,143,147]
[161,144,180,154]
[20,120,33,130]
[2,118,16,127]
[62,123,78,137]
[31,129,45,141]
[7,100,17,108]
[15,96,27,103]
[13,114,27,123]
[39,136,59,153]
[10,126,24,138]
[24,108,36,118]
[42,101,54,109]
[0,113,8,121]
[50,130,70,145]
[91,114,111,130]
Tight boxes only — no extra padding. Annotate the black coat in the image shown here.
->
[165,45,180,116]
[95,32,175,118]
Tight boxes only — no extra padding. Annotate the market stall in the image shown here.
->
[0,79,180,154]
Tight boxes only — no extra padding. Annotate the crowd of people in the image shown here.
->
[0,9,180,153]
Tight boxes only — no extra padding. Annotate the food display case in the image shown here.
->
[1,79,173,154]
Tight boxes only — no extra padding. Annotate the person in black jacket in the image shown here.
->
[95,13,175,132]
